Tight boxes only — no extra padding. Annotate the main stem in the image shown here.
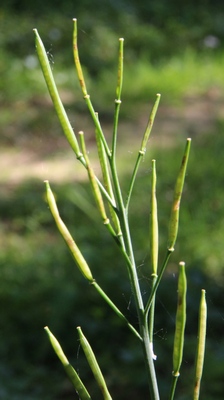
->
[110,157,160,400]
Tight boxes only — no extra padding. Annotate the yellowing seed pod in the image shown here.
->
[193,289,207,400]
[45,180,93,282]
[73,19,88,97]
[33,29,82,159]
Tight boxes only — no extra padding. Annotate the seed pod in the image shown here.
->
[79,131,109,224]
[172,262,187,376]
[194,289,207,400]
[72,19,111,157]
[150,159,159,276]
[77,327,112,400]
[73,19,88,97]
[44,327,91,400]
[95,117,122,236]
[33,29,82,159]
[167,138,191,251]
[45,180,93,282]
[140,94,161,155]
[115,38,124,100]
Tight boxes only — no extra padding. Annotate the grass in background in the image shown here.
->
[2,47,224,104]
[2,45,224,147]
[91,50,224,119]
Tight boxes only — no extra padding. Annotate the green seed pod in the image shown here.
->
[77,327,112,400]
[45,180,93,282]
[44,326,68,366]
[33,29,82,159]
[140,94,161,155]
[116,38,124,101]
[194,289,207,400]
[44,327,91,400]
[150,159,159,276]
[172,262,187,377]
[167,138,191,251]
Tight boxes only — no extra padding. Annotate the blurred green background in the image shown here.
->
[1,0,224,399]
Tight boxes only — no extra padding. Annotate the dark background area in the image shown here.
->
[0,1,224,399]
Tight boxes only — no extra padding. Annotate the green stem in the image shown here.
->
[92,281,142,341]
[125,95,161,211]
[95,113,122,237]
[141,322,160,400]
[83,96,112,158]
[149,275,157,359]
[109,157,160,400]
[145,250,172,318]
[169,376,178,400]
[96,178,117,209]
[125,153,142,211]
